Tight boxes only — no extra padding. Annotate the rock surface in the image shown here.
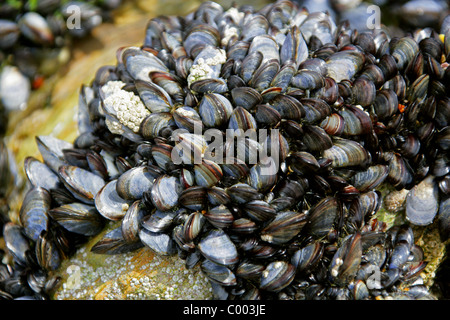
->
[52,222,213,300]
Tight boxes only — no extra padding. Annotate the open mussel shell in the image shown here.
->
[198,229,238,266]
[260,261,296,292]
[406,175,439,226]
[49,202,104,236]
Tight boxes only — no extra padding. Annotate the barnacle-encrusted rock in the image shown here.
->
[52,222,212,300]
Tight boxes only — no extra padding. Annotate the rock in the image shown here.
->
[52,222,213,300]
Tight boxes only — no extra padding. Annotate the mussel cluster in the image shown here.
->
[298,0,449,32]
[1,0,450,300]
[0,0,122,125]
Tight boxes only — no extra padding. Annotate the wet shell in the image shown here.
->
[291,242,324,274]
[92,227,143,255]
[141,209,178,233]
[198,229,238,266]
[24,156,61,192]
[194,160,223,188]
[203,205,234,229]
[95,180,132,221]
[179,186,207,211]
[198,93,233,128]
[260,261,296,292]
[304,196,342,239]
[139,229,176,256]
[116,166,156,200]
[323,138,371,168]
[231,87,263,111]
[150,175,183,211]
[260,211,307,245]
[244,200,276,223]
[49,203,104,236]
[200,259,237,286]
[19,187,51,242]
[391,37,419,70]
[121,200,147,242]
[173,106,203,133]
[406,175,439,226]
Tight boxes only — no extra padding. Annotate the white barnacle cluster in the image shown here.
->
[101,80,150,135]
[186,48,227,86]
[220,7,244,46]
